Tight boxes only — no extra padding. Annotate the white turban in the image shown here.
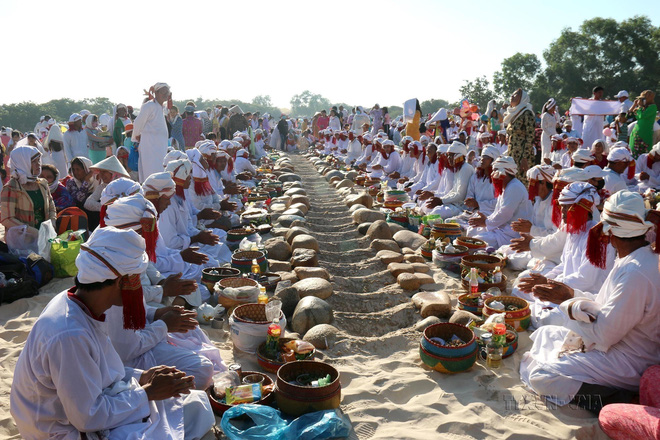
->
[162,149,187,168]
[153,82,170,92]
[491,156,518,178]
[186,148,209,181]
[564,137,579,144]
[218,140,232,151]
[447,141,467,157]
[45,124,63,144]
[103,193,158,231]
[197,141,217,156]
[68,113,82,123]
[420,135,430,145]
[651,142,660,157]
[527,164,556,182]
[100,177,142,205]
[607,147,633,162]
[236,149,248,157]
[437,144,450,154]
[401,136,413,144]
[582,165,607,180]
[558,181,599,206]
[362,133,373,142]
[382,140,395,148]
[142,172,176,200]
[9,145,41,185]
[165,158,192,181]
[76,226,148,284]
[481,145,501,161]
[555,167,586,183]
[478,131,492,141]
[572,149,595,164]
[602,191,655,238]
[611,141,629,150]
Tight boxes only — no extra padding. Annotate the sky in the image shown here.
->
[2,0,658,110]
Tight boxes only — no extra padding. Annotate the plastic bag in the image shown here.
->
[196,303,225,325]
[38,220,57,262]
[6,225,38,257]
[229,312,287,354]
[239,234,262,251]
[220,405,351,440]
[218,285,260,303]
[50,230,83,277]
[265,299,282,322]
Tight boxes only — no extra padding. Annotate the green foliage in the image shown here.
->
[289,90,331,117]
[251,95,273,107]
[172,97,281,118]
[459,76,496,112]
[420,99,450,117]
[493,53,542,100]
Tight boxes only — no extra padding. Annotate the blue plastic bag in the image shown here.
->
[128,142,139,172]
[220,405,351,440]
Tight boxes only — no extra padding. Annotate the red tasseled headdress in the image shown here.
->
[99,204,108,228]
[648,155,654,170]
[492,177,504,197]
[139,216,158,263]
[551,140,564,152]
[120,274,147,330]
[551,180,570,227]
[193,177,214,196]
[420,147,427,164]
[586,222,609,269]
[227,157,234,173]
[566,199,593,234]
[627,160,636,180]
[528,179,539,201]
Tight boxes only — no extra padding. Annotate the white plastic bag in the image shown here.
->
[229,312,287,353]
[38,220,57,262]
[6,225,38,257]
[196,303,225,325]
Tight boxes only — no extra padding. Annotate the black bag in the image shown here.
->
[0,252,39,305]
[22,253,54,287]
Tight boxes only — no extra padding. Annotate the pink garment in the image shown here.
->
[316,116,329,130]
[599,365,660,440]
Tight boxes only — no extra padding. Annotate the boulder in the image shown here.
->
[272,286,300,318]
[324,170,344,182]
[357,222,372,235]
[369,239,400,253]
[352,208,386,224]
[285,226,312,244]
[289,220,309,228]
[404,254,426,264]
[346,193,373,209]
[401,247,415,255]
[272,196,292,208]
[392,230,427,250]
[278,215,306,228]
[303,324,339,349]
[412,291,452,319]
[290,248,319,268]
[414,316,442,332]
[411,262,430,273]
[289,202,309,215]
[335,179,354,190]
[276,271,299,284]
[278,173,302,182]
[291,297,334,335]
[292,278,333,300]
[282,208,305,218]
[449,310,481,326]
[268,259,292,272]
[388,262,414,277]
[290,195,310,208]
[397,273,435,291]
[284,188,307,197]
[291,234,320,253]
[377,250,404,264]
[349,204,366,213]
[271,227,289,237]
[294,267,330,281]
[270,203,288,213]
[388,223,405,234]
[366,220,393,240]
[345,171,358,181]
[264,238,292,261]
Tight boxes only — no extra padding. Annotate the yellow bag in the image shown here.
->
[50,231,83,278]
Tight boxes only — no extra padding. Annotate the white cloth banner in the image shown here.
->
[569,98,621,116]
[427,108,448,124]
[403,98,417,123]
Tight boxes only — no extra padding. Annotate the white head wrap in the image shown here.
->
[481,145,501,161]
[142,172,176,199]
[218,140,232,151]
[558,181,599,206]
[197,140,217,156]
[447,141,467,158]
[362,133,373,142]
[611,141,629,150]
[162,149,187,168]
[491,156,518,178]
[572,149,595,164]
[607,147,633,162]
[153,82,170,92]
[555,167,586,183]
[503,90,533,127]
[45,124,63,145]
[582,165,607,180]
[186,149,208,180]
[9,145,41,185]
[437,144,450,154]
[527,164,556,182]
[165,158,192,181]
[68,113,82,123]
[75,226,148,284]
[236,149,248,157]
[650,142,660,157]
[401,136,413,144]
[420,135,430,145]
[103,193,158,230]
[601,191,655,238]
[100,178,142,205]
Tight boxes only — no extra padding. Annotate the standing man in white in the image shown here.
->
[132,83,171,182]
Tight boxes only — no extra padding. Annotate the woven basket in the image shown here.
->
[383,200,404,210]
[231,250,268,274]
[461,254,505,272]
[482,296,531,331]
[202,267,241,291]
[207,370,274,416]
[461,275,508,293]
[217,277,259,289]
[232,303,284,324]
[455,236,488,251]
[431,222,462,241]
[420,323,478,373]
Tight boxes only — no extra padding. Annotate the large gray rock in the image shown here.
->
[392,230,427,250]
[291,296,334,335]
[290,195,310,208]
[289,203,309,215]
[346,193,373,209]
[366,220,393,240]
[414,316,442,332]
[335,179,354,189]
[412,291,452,319]
[282,208,305,218]
[397,273,434,290]
[303,324,339,349]
[449,310,481,326]
[285,226,312,244]
[278,173,301,182]
[293,277,333,300]
[289,220,309,229]
[270,203,288,213]
[388,262,415,277]
[264,238,292,261]
[284,188,307,197]
[290,248,318,268]
[369,239,400,253]
[388,223,405,234]
[357,222,372,235]
[291,234,320,253]
[349,204,366,213]
[325,170,344,182]
[278,215,306,228]
[376,250,404,264]
[273,286,300,318]
[294,267,330,280]
[345,171,358,181]
[268,259,292,272]
[352,208,386,224]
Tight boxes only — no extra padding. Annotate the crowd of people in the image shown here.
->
[1,81,659,438]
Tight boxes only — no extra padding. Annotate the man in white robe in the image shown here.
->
[467,156,533,248]
[520,191,660,413]
[424,141,475,217]
[10,227,214,440]
[581,87,606,148]
[411,144,441,198]
[63,113,88,165]
[132,82,170,182]
[635,142,660,191]
[540,98,559,162]
[603,147,633,196]
[371,140,401,187]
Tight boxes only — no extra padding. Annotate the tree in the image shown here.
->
[540,16,660,110]
[251,95,272,107]
[289,90,331,117]
[493,53,542,100]
[420,99,450,117]
[458,76,496,113]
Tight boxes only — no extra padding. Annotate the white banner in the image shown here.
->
[569,98,621,116]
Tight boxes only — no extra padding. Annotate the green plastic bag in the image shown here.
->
[50,231,83,278]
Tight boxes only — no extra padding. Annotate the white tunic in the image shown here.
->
[63,129,89,164]
[603,167,628,196]
[10,291,205,440]
[234,156,256,175]
[520,246,660,405]
[581,114,605,149]
[132,100,168,182]
[428,164,475,217]
[345,139,362,163]
[635,154,660,190]
[541,112,558,160]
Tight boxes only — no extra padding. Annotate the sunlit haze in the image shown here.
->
[2,0,658,109]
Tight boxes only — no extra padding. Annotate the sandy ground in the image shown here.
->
[0,153,610,439]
